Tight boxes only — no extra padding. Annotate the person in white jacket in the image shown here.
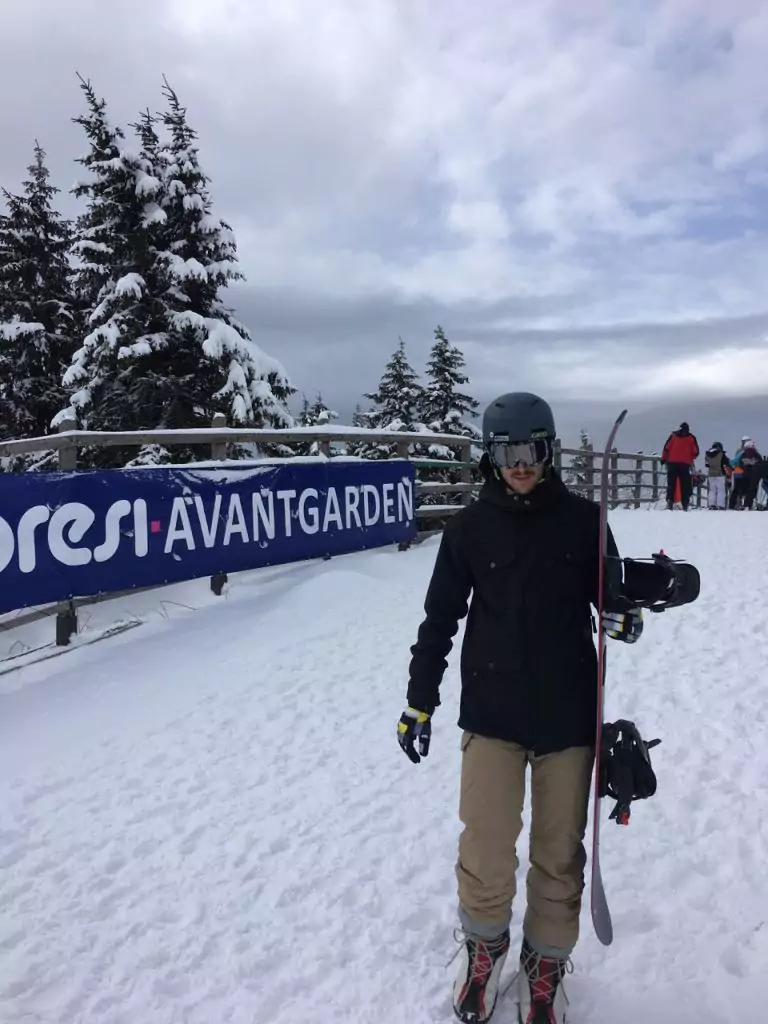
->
[704,442,730,509]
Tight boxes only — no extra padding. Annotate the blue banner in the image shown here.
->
[0,460,416,614]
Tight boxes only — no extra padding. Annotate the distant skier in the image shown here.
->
[730,439,763,510]
[397,394,645,1024]
[661,422,699,510]
[704,442,730,510]
[728,437,749,509]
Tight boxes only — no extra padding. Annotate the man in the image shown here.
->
[728,437,750,509]
[397,393,643,1024]
[730,439,763,510]
[661,422,699,510]
[704,442,730,510]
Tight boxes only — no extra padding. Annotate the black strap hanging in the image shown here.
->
[599,719,661,825]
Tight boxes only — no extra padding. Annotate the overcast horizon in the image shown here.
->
[3,0,768,452]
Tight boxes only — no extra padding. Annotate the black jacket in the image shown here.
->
[407,467,619,754]
[705,448,730,477]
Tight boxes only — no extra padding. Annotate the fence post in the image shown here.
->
[396,439,412,550]
[652,458,660,503]
[57,417,78,471]
[209,413,228,593]
[210,571,228,596]
[553,438,562,475]
[54,420,77,640]
[210,412,227,460]
[585,443,595,498]
[610,448,619,506]
[459,441,473,506]
[634,455,643,509]
[55,599,77,646]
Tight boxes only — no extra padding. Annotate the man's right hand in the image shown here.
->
[397,707,432,764]
[602,606,643,644]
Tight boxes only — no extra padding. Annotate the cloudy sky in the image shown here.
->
[2,0,768,451]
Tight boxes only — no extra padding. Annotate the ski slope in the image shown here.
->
[0,511,766,1024]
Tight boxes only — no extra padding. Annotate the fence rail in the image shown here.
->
[0,421,704,647]
[0,418,703,515]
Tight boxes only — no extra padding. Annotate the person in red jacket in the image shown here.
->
[661,422,699,510]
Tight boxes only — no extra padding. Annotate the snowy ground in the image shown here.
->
[0,510,767,1024]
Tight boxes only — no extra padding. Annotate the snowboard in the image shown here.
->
[589,409,627,947]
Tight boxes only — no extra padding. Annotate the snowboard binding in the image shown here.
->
[598,719,660,826]
[612,550,700,614]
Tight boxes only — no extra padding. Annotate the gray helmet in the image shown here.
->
[482,392,556,444]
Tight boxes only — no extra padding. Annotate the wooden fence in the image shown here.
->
[0,416,705,525]
[551,440,706,509]
[0,421,705,643]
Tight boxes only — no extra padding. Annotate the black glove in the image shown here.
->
[397,707,432,764]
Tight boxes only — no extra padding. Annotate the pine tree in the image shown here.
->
[302,393,337,429]
[418,326,480,507]
[421,325,479,435]
[564,429,593,498]
[155,78,293,456]
[298,393,311,426]
[59,76,294,467]
[345,403,367,458]
[0,142,75,460]
[57,77,170,466]
[359,339,423,459]
[295,392,338,455]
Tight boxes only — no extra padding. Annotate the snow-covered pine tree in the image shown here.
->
[421,325,479,435]
[416,326,481,508]
[296,393,337,429]
[60,77,294,467]
[360,339,424,460]
[156,78,293,459]
[298,394,311,425]
[564,428,593,498]
[310,394,338,430]
[294,392,339,455]
[0,142,75,464]
[345,403,367,458]
[58,77,171,466]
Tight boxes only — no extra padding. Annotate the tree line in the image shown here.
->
[0,75,481,472]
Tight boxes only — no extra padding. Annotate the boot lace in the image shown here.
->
[521,942,573,1006]
[447,928,509,984]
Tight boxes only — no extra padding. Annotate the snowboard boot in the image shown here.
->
[517,937,571,1024]
[452,928,510,1023]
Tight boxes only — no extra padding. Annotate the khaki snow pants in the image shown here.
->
[456,732,594,957]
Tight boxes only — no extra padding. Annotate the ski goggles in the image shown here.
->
[488,436,552,468]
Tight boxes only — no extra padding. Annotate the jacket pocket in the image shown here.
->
[471,548,519,596]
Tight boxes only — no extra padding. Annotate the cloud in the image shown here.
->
[2,0,768,444]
